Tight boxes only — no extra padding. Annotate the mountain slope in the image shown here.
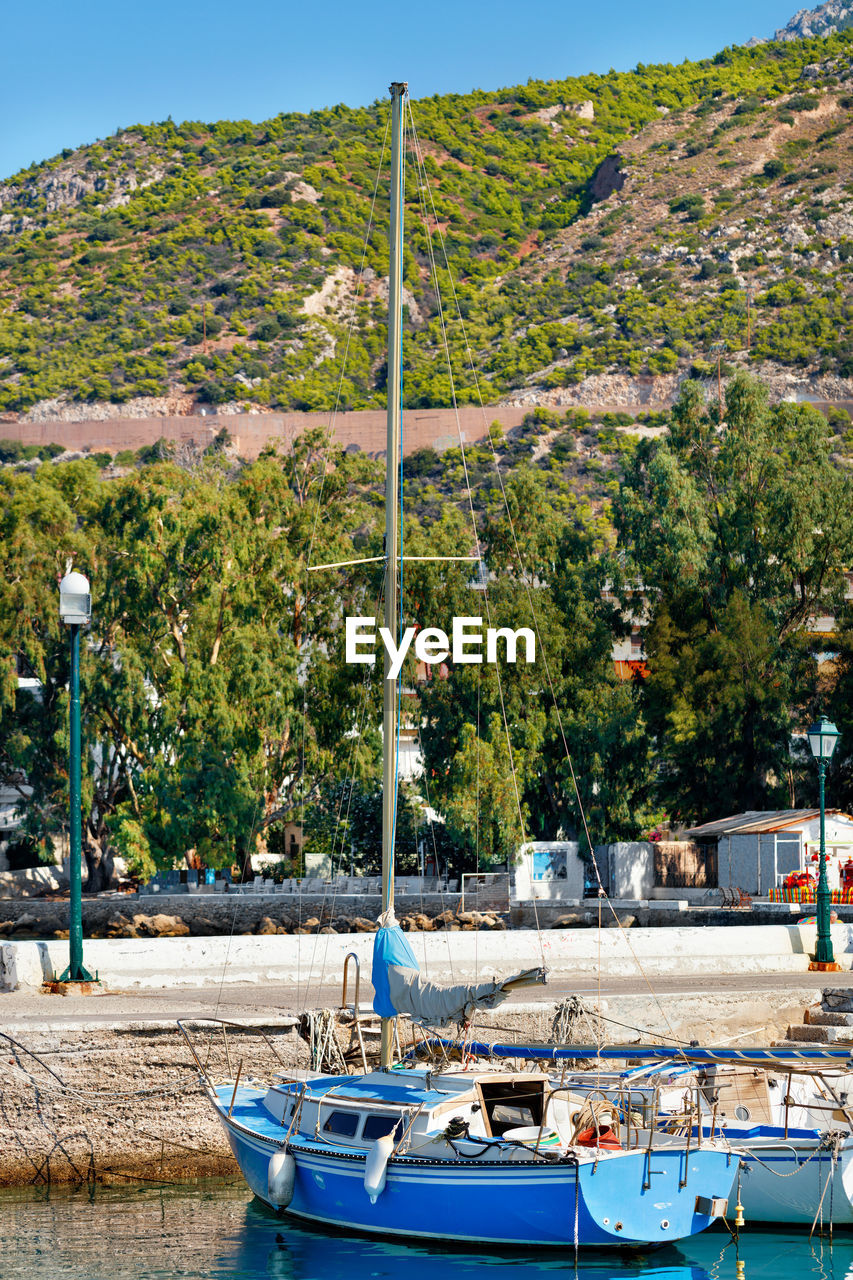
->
[1,30,852,419]
[764,0,853,42]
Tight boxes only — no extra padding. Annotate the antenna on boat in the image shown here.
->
[380,79,408,1070]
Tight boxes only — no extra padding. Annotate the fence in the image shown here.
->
[460,872,511,913]
[654,841,717,888]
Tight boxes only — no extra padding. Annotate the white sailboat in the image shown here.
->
[480,1041,853,1228]
[189,80,738,1249]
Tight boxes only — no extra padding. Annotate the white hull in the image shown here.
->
[734,1135,853,1226]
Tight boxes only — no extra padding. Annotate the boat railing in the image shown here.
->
[177,1016,295,1090]
[392,1102,426,1156]
[282,1080,309,1142]
[340,952,369,1071]
[341,951,361,1011]
[541,1083,632,1154]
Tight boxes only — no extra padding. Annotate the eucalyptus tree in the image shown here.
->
[616,374,853,823]
[0,433,386,885]
[98,432,384,875]
[0,462,99,870]
[413,466,654,867]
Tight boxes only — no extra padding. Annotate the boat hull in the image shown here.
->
[727,1131,853,1226]
[216,1099,736,1248]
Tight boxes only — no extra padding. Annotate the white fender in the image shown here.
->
[364,1132,395,1204]
[267,1149,296,1207]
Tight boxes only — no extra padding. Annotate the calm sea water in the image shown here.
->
[1,1179,852,1280]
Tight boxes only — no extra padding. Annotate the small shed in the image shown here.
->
[684,810,853,897]
[514,842,583,900]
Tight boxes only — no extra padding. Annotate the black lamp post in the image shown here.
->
[807,715,841,971]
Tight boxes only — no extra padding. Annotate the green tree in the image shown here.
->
[616,374,853,822]
[0,464,97,867]
[826,608,853,815]
[98,436,383,872]
[0,435,385,884]
[303,778,421,876]
[416,468,655,863]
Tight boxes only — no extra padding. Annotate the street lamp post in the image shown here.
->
[807,715,841,972]
[58,571,94,984]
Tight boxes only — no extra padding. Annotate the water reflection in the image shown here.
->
[0,1179,852,1280]
[249,1195,706,1279]
[686,1230,853,1280]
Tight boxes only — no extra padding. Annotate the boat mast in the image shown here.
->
[381,80,407,1070]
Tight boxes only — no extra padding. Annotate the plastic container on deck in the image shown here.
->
[503,1125,561,1149]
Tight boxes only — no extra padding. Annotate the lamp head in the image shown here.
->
[59,571,91,625]
[807,715,840,761]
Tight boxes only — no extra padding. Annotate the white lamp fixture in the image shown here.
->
[807,716,840,761]
[59,571,91,625]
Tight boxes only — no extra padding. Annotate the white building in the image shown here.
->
[514,841,584,900]
[685,810,853,897]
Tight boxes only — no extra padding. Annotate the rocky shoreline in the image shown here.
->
[0,898,504,941]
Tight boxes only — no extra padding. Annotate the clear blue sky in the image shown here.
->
[1,0,793,181]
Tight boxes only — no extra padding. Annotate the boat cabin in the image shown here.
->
[261,1067,578,1156]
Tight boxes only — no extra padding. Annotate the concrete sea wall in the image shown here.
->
[4,921,852,991]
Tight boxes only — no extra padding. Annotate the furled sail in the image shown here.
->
[371,922,421,1018]
[372,910,546,1027]
[386,965,546,1028]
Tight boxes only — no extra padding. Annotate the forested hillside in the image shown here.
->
[1,31,853,416]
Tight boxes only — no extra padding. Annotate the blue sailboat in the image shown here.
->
[196,80,738,1250]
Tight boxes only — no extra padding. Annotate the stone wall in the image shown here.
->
[0,892,466,938]
[3,406,524,461]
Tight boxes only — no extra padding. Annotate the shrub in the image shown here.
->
[648,347,678,374]
[826,406,851,431]
[254,318,282,342]
[763,159,788,180]
[668,194,705,221]
[136,438,174,464]
[787,94,820,112]
[259,185,291,208]
[0,439,25,463]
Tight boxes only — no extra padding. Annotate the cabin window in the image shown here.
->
[323,1110,360,1137]
[362,1114,402,1142]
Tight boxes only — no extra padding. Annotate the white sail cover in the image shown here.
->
[386,965,546,1028]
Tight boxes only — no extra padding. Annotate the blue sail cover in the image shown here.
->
[371,926,420,1017]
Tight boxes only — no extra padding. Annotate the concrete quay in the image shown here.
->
[2,940,851,1189]
[0,971,843,1189]
[3,920,853,993]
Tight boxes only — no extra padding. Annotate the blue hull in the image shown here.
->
[214,1090,736,1248]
